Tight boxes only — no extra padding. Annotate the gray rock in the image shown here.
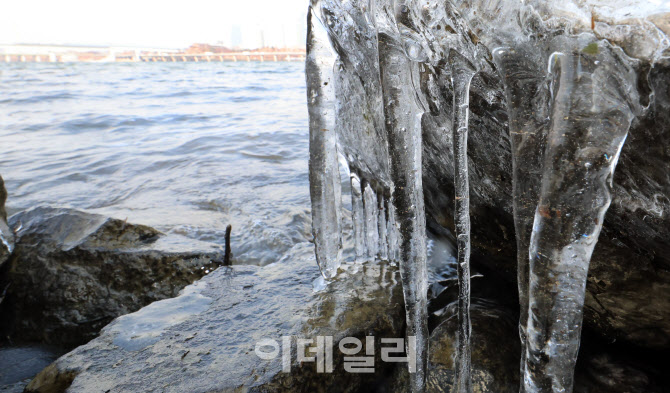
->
[0,207,225,348]
[0,175,14,271]
[426,298,520,393]
[25,249,405,393]
[573,352,668,393]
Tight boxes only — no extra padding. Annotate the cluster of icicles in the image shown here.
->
[306,0,653,392]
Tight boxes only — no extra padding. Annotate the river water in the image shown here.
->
[0,61,454,278]
[0,62,312,265]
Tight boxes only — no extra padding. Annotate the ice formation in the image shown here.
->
[449,50,477,393]
[306,7,344,280]
[109,281,212,351]
[306,0,668,392]
[350,173,367,261]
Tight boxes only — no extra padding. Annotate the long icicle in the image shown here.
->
[387,200,399,263]
[364,183,380,259]
[492,44,550,392]
[306,6,343,279]
[524,38,638,393]
[350,173,367,262]
[378,32,429,393]
[449,49,477,393]
[378,194,389,260]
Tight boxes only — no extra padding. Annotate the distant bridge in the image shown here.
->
[124,52,305,62]
[0,45,305,63]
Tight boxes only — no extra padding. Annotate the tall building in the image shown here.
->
[231,25,242,49]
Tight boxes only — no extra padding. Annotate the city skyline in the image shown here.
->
[0,0,308,49]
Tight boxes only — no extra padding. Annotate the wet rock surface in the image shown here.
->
[572,349,670,393]
[0,206,225,348]
[0,175,14,271]
[427,299,520,393]
[25,247,405,393]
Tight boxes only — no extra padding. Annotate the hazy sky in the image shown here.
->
[0,0,309,49]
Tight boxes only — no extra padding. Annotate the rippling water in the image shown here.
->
[0,62,311,265]
[0,61,455,278]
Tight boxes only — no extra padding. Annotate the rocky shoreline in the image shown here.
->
[1,172,667,392]
[0,206,227,348]
[0,3,668,388]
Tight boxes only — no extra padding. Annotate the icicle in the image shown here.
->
[306,6,343,279]
[350,173,367,262]
[495,37,639,393]
[387,201,399,263]
[449,49,477,393]
[378,32,428,393]
[522,37,638,393]
[364,183,380,259]
[378,196,389,260]
[492,44,551,390]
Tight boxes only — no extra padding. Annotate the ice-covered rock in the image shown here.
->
[0,207,225,348]
[306,0,669,391]
[24,247,405,393]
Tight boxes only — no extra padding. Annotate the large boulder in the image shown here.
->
[25,246,405,393]
[311,0,670,350]
[0,207,225,348]
[0,175,14,270]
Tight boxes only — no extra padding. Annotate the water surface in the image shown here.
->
[0,62,311,265]
[0,61,454,277]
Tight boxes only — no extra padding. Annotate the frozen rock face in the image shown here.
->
[0,175,14,270]
[307,0,669,392]
[0,207,225,348]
